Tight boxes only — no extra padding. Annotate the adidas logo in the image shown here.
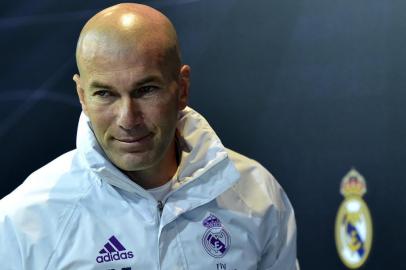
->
[96,235,134,264]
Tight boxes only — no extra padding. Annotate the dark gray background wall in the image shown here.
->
[1,0,405,269]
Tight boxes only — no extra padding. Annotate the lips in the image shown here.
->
[112,132,154,152]
[116,133,152,143]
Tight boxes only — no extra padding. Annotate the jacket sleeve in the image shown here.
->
[0,214,24,269]
[257,191,299,270]
[0,191,58,270]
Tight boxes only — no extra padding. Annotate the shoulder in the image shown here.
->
[223,148,291,213]
[1,149,94,210]
[221,149,298,266]
[227,148,274,183]
[0,150,96,262]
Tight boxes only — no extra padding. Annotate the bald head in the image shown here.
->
[76,3,181,79]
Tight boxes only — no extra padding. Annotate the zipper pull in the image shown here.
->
[157,200,164,214]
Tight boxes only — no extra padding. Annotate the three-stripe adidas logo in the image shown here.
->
[96,236,134,264]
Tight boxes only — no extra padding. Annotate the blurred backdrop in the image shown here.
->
[1,0,405,269]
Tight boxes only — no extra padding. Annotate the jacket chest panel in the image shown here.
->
[49,188,262,270]
[159,203,261,270]
[49,194,161,269]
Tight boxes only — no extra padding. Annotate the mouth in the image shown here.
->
[115,133,153,143]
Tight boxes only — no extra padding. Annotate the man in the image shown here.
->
[0,3,298,269]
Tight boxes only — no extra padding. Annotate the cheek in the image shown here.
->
[150,97,179,126]
[141,91,180,119]
[86,104,115,138]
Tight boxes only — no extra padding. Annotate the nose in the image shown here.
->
[116,97,142,131]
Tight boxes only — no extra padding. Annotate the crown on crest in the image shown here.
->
[203,214,222,228]
[340,168,367,197]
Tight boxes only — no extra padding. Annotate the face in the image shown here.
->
[74,45,189,176]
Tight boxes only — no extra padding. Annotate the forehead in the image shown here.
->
[82,40,165,71]
[80,44,171,86]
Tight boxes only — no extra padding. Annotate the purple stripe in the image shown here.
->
[109,236,126,251]
[104,242,116,253]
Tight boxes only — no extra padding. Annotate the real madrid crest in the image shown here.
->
[335,168,373,269]
[202,214,231,258]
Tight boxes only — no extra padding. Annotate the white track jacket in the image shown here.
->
[0,107,298,270]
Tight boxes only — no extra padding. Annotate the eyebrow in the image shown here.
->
[88,75,165,91]
[89,81,113,90]
[135,75,165,86]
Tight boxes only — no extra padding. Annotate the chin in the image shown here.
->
[119,163,152,172]
[113,154,155,172]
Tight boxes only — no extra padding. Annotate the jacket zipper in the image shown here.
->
[156,200,164,270]
[157,200,164,216]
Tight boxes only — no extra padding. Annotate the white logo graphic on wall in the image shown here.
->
[335,168,373,269]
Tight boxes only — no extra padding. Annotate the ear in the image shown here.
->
[178,65,191,110]
[73,74,88,116]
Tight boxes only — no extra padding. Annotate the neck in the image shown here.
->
[125,139,178,189]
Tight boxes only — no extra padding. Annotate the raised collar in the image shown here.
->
[75,107,240,205]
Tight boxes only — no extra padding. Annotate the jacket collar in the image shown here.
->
[76,112,145,194]
[76,107,240,205]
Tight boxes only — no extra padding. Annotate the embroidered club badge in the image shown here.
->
[202,214,231,258]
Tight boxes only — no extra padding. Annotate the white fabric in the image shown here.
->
[148,179,173,202]
[0,107,298,270]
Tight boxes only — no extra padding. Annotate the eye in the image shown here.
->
[93,90,112,97]
[134,85,160,97]
[139,85,158,94]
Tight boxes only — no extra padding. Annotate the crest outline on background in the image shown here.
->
[335,168,373,269]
